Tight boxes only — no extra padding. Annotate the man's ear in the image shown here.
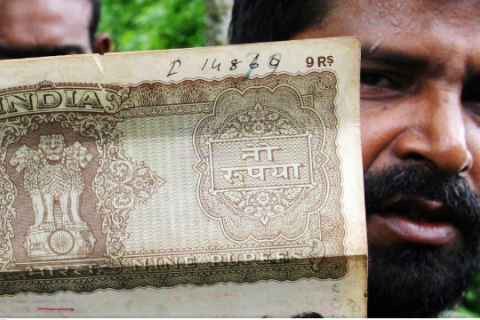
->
[93,33,112,55]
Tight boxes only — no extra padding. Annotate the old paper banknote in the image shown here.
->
[0,37,366,317]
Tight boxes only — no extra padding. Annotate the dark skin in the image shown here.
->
[0,0,111,59]
[294,0,480,260]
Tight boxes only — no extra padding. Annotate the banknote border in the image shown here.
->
[0,256,348,296]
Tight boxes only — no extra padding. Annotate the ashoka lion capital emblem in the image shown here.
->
[10,134,96,260]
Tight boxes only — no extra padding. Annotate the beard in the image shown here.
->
[365,165,480,318]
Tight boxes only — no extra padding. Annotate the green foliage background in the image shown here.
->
[96,1,480,317]
[98,0,205,52]
[455,270,480,317]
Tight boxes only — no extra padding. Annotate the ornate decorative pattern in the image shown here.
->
[106,87,134,113]
[222,188,304,226]
[218,103,300,139]
[194,85,329,242]
[94,143,164,264]
[117,103,213,118]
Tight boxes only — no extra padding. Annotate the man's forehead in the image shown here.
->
[304,0,480,37]
[0,0,92,49]
[339,1,476,22]
[293,0,480,76]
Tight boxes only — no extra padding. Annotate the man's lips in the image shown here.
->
[368,198,460,246]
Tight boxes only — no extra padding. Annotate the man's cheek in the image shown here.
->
[360,107,394,172]
[464,122,480,195]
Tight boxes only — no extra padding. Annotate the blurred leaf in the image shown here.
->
[98,0,205,52]
[454,267,480,317]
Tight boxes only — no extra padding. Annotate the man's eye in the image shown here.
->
[360,71,398,89]
[462,79,480,111]
[359,70,408,100]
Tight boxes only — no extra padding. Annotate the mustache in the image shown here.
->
[364,165,480,239]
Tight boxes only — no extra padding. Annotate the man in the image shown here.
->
[231,0,480,317]
[0,0,110,59]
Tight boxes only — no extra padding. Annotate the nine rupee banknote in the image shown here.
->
[0,37,366,317]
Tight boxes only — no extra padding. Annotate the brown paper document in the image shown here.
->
[0,37,366,317]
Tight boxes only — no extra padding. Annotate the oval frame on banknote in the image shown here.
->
[194,84,330,243]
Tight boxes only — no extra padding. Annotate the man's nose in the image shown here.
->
[392,90,472,174]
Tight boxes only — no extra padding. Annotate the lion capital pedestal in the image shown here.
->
[24,223,96,261]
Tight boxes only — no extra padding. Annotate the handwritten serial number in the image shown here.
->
[167,53,282,78]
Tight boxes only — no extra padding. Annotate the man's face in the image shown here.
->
[293,0,480,317]
[0,0,93,59]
